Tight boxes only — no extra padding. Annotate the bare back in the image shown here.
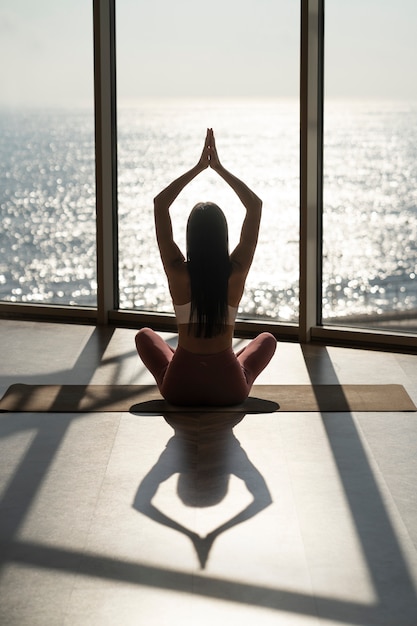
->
[167,260,245,354]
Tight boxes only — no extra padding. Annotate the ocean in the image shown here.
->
[1,99,417,328]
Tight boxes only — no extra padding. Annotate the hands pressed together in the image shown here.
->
[197,128,222,172]
[154,126,262,273]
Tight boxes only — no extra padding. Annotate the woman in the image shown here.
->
[135,128,277,406]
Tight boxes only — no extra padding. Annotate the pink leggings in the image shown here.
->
[135,328,277,406]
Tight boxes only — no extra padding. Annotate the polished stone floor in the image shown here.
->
[0,319,417,625]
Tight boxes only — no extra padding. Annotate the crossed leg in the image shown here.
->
[136,328,277,395]
[135,327,175,389]
[235,332,277,387]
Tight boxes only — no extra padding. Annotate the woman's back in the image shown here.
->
[168,259,243,354]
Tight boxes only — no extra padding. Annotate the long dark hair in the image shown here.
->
[186,202,232,338]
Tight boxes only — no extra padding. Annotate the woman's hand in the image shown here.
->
[208,128,222,171]
[196,128,221,171]
[196,129,211,171]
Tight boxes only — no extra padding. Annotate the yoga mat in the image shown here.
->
[0,383,415,413]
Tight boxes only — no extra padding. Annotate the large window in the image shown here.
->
[322,1,417,333]
[1,1,416,351]
[116,1,300,324]
[0,1,96,306]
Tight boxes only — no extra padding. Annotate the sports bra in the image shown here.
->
[173,302,238,326]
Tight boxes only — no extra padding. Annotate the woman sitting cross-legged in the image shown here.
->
[135,128,277,406]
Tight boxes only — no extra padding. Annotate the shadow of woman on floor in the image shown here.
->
[132,411,272,569]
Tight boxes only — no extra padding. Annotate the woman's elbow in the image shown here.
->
[253,195,262,212]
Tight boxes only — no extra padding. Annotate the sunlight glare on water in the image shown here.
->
[322,100,417,325]
[1,99,417,329]
[117,98,300,322]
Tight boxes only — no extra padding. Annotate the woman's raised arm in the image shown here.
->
[208,129,262,275]
[154,130,210,271]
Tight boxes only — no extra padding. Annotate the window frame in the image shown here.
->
[1,0,416,352]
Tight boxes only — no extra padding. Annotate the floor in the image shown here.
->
[0,319,417,626]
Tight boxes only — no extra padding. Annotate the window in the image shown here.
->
[1,1,416,351]
[0,1,96,307]
[322,0,417,333]
[116,0,300,324]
